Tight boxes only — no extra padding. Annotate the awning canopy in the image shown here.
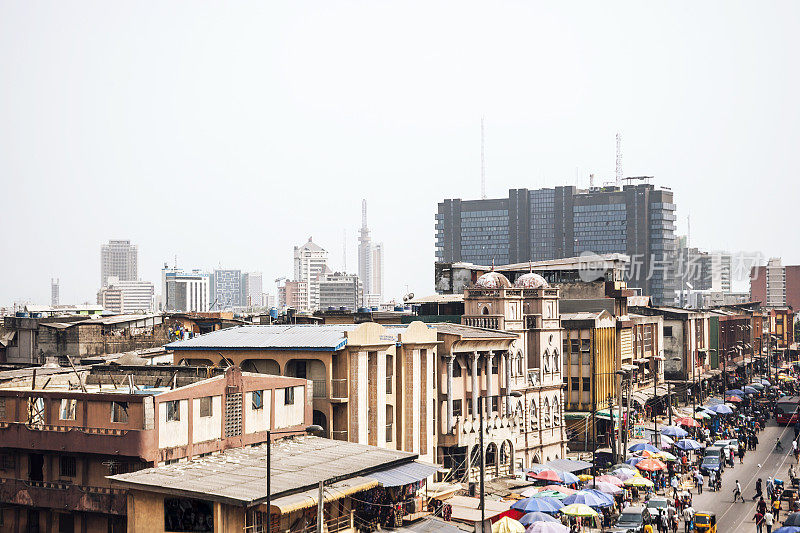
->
[270,477,378,514]
[365,461,439,488]
[545,458,593,473]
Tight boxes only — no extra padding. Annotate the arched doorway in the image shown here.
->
[485,442,498,478]
[313,410,328,438]
[241,359,280,375]
[285,359,326,398]
[500,440,513,476]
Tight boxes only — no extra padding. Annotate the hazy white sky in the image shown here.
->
[1,1,798,305]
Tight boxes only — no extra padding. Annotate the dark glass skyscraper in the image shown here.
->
[435,183,677,304]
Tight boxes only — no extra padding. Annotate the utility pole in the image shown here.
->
[478,396,486,533]
[317,481,324,533]
[608,394,615,468]
[480,117,486,199]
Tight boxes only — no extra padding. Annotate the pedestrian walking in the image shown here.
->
[772,497,780,521]
[683,506,694,533]
[764,510,774,533]
[734,480,746,503]
[754,510,765,533]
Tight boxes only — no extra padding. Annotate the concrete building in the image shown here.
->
[101,240,138,287]
[685,290,750,309]
[319,272,363,311]
[278,280,308,311]
[50,278,59,307]
[97,277,155,314]
[358,200,385,306]
[455,270,568,469]
[210,269,242,310]
[110,436,435,533]
[241,271,263,308]
[161,266,211,313]
[676,239,734,304]
[167,322,440,464]
[0,366,309,532]
[294,237,329,311]
[436,182,677,304]
[751,258,800,310]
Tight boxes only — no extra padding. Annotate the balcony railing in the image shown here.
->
[330,378,348,400]
[462,315,503,330]
[312,380,327,399]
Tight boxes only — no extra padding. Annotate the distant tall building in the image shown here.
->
[278,280,308,311]
[100,240,138,287]
[50,278,59,307]
[161,266,211,312]
[436,182,677,304]
[319,272,363,311]
[751,257,800,309]
[97,277,155,314]
[241,272,264,308]
[358,200,384,306]
[210,269,242,310]
[293,237,328,311]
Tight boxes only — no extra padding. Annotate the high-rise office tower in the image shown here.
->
[210,269,242,310]
[51,278,59,307]
[161,265,211,312]
[97,277,155,314]
[436,182,677,304]
[100,240,138,287]
[319,272,363,311]
[358,200,384,306]
[241,272,264,308]
[293,237,328,311]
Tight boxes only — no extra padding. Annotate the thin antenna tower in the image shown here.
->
[480,117,486,199]
[615,133,623,186]
[342,229,347,272]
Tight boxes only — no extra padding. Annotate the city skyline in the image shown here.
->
[2,2,799,305]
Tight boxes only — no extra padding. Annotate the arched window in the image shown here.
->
[530,401,538,430]
[514,400,523,419]
[552,396,560,425]
[543,349,551,373]
[516,351,524,375]
[553,348,560,372]
[452,359,462,378]
[486,442,498,468]
[482,306,490,315]
[543,397,551,427]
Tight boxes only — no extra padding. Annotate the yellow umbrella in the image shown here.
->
[492,516,525,533]
[560,503,599,517]
[578,474,594,482]
[624,476,655,487]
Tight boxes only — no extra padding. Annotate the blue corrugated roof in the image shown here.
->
[165,324,364,351]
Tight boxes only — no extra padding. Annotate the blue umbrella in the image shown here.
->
[705,397,724,406]
[562,490,614,508]
[558,471,580,484]
[708,404,734,415]
[728,389,745,396]
[582,489,615,506]
[625,456,644,466]
[512,496,563,513]
[629,443,660,453]
[783,513,800,526]
[519,512,560,526]
[675,438,703,451]
[660,425,689,438]
[773,527,800,533]
[700,408,717,417]
[761,378,772,386]
[743,386,759,394]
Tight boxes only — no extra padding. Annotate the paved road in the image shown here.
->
[689,420,797,532]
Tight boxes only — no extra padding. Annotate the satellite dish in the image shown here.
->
[403,293,415,302]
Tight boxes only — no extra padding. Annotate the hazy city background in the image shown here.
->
[2,1,799,305]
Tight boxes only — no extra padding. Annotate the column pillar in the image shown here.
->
[486,352,494,415]
[470,352,479,419]
[505,351,513,414]
[446,355,454,433]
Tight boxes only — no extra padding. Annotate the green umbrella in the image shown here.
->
[533,490,569,500]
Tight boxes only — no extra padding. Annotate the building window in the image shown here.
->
[490,396,499,412]
[570,339,580,352]
[111,402,128,424]
[0,397,5,419]
[491,358,499,374]
[166,400,181,422]
[252,391,264,410]
[452,399,462,417]
[582,378,591,392]
[164,498,213,532]
[580,339,590,351]
[571,377,579,391]
[60,456,76,477]
[199,397,213,418]
[59,399,77,421]
[664,326,673,337]
[58,513,73,533]
[452,361,462,378]
[563,339,570,354]
[284,387,295,405]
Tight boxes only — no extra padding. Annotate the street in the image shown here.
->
[689,419,797,532]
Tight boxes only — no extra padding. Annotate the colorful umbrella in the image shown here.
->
[558,471,580,485]
[760,378,772,386]
[636,458,667,471]
[562,490,613,508]
[749,383,765,391]
[656,434,675,447]
[591,481,624,495]
[728,388,745,396]
[519,512,560,526]
[773,527,800,533]
[694,411,710,420]
[725,395,743,403]
[492,516,526,533]
[708,404,734,414]
[525,522,569,533]
[540,485,577,495]
[594,475,623,486]
[675,417,701,427]
[512,497,563,513]
[577,474,594,482]
[783,513,800,526]
[675,438,703,451]
[527,490,567,500]
[628,442,660,453]
[625,456,644,466]
[610,469,636,481]
[560,503,599,517]
[660,425,689,438]
[623,476,655,487]
[530,470,562,483]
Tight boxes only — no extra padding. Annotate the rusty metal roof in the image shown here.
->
[166,324,363,351]
[109,436,416,506]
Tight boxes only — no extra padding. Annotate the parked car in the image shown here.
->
[714,439,740,453]
[611,506,651,533]
[700,455,722,476]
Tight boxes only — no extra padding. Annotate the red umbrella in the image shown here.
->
[595,475,624,487]
[530,470,563,483]
[636,458,667,472]
[726,395,743,403]
[675,417,701,428]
